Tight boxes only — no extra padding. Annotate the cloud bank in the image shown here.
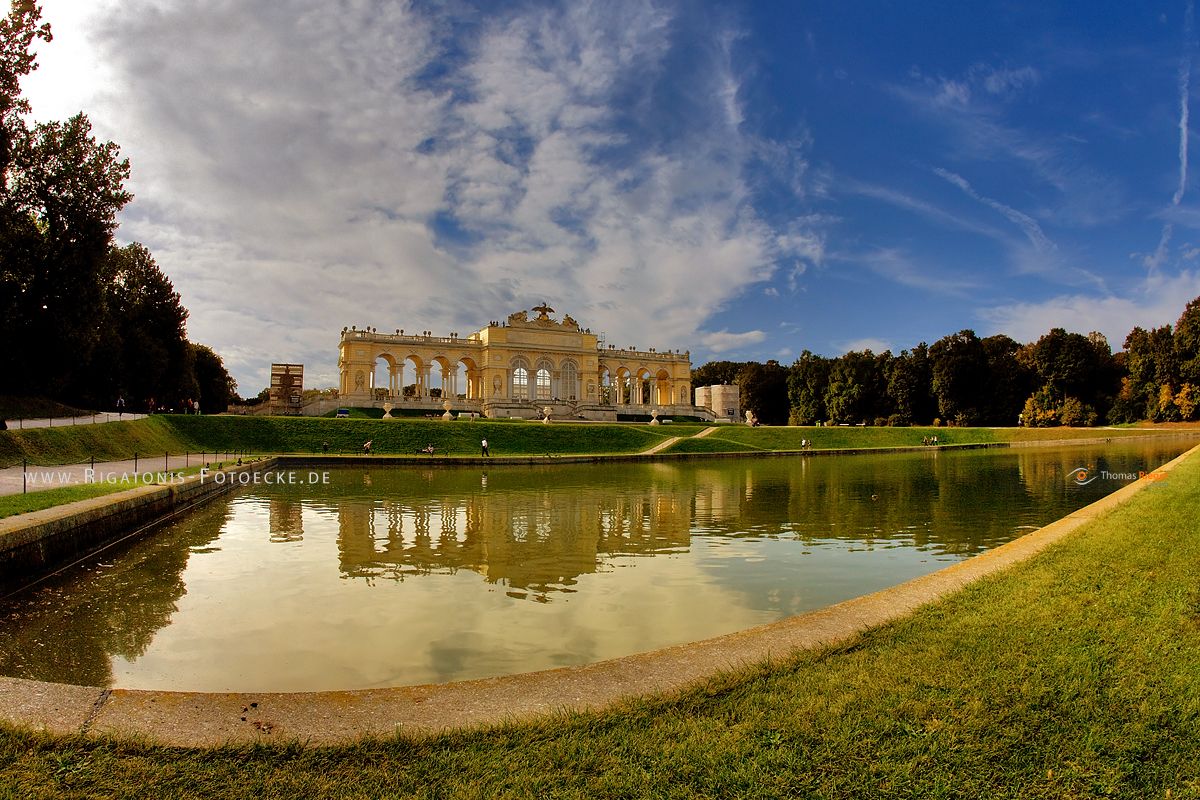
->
[60,0,809,390]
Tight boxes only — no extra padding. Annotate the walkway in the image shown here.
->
[693,426,719,438]
[640,436,681,455]
[2,413,146,430]
[0,453,208,496]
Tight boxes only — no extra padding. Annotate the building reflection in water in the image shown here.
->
[333,477,693,600]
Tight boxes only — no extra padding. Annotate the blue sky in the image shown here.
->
[22,0,1200,392]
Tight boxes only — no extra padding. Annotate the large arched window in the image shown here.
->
[536,368,551,400]
[561,361,578,401]
[512,366,529,399]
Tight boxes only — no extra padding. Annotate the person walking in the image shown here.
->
[481,438,490,457]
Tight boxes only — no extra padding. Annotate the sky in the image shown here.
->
[19,0,1200,394]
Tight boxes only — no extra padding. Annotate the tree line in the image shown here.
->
[0,2,235,413]
[694,296,1200,428]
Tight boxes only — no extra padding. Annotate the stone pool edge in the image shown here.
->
[1,444,1195,748]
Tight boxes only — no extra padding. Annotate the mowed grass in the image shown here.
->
[2,414,1189,470]
[694,423,1168,453]
[2,452,1198,798]
[0,415,682,468]
[0,416,196,468]
[156,415,677,457]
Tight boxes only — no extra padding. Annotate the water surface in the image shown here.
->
[0,439,1189,691]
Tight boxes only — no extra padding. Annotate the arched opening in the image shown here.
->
[371,353,399,400]
[429,356,454,400]
[560,360,579,402]
[615,367,632,405]
[598,366,612,405]
[511,358,530,400]
[655,370,671,406]
[535,358,554,401]
[402,355,424,399]
[457,356,480,400]
[634,368,652,405]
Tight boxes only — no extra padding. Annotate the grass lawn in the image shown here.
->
[0,396,93,421]
[0,415,681,468]
[701,423,1166,452]
[1,451,1198,797]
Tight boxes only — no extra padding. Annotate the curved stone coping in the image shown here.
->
[2,442,1195,748]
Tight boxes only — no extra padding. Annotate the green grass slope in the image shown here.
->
[156,414,672,456]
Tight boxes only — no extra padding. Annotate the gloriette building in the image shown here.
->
[338,305,711,421]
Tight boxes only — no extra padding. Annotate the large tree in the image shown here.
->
[929,330,989,425]
[736,360,789,426]
[0,3,132,398]
[886,343,935,426]
[788,350,831,425]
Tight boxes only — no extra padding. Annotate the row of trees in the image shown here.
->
[0,2,236,412]
[694,297,1200,427]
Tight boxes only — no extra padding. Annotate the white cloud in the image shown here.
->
[24,1,811,392]
[933,168,1055,253]
[971,65,1039,97]
[835,338,892,354]
[980,270,1200,345]
[1174,0,1194,207]
[700,329,767,353]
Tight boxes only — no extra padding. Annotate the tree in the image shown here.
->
[736,360,789,426]
[1174,297,1200,385]
[190,343,237,413]
[981,335,1034,425]
[787,351,830,425]
[692,361,743,389]
[0,3,132,399]
[823,350,889,425]
[929,330,988,425]
[1115,326,1178,422]
[886,344,935,426]
[95,243,192,409]
[0,0,51,177]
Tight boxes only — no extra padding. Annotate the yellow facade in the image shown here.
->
[337,306,706,420]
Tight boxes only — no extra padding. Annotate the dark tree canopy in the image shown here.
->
[0,2,233,411]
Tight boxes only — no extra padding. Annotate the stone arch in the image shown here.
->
[534,357,554,401]
[457,355,481,400]
[371,353,400,399]
[560,358,579,402]
[429,355,455,399]
[634,367,652,405]
[510,356,531,401]
[654,369,671,406]
[401,354,425,398]
[597,364,613,405]
[614,365,632,405]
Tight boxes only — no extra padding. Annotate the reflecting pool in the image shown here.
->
[0,439,1190,691]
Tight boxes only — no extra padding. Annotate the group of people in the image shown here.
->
[921,435,941,446]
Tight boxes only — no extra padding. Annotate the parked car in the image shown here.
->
[335,408,350,418]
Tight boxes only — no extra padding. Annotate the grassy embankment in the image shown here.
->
[1,414,1170,469]
[0,465,212,520]
[0,396,93,421]
[1,448,1197,797]
[665,423,1163,453]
